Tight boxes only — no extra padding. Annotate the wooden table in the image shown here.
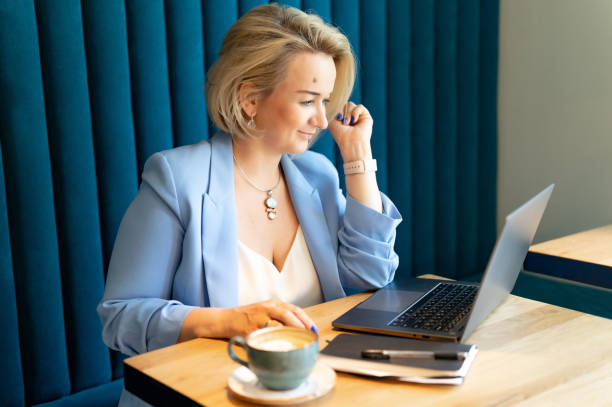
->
[124,281,612,406]
[525,224,612,289]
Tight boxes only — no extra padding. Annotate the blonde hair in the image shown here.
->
[205,3,356,140]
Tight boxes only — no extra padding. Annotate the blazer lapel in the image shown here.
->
[281,155,345,301]
[201,133,239,307]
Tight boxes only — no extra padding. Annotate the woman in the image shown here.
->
[98,4,401,405]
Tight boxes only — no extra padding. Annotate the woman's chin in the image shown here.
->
[284,140,311,155]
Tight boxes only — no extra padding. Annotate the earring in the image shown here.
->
[247,115,256,129]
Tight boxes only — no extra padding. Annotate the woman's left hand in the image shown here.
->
[328,102,374,162]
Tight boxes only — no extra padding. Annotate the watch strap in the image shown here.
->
[343,159,377,175]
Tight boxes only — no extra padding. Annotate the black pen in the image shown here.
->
[361,349,468,361]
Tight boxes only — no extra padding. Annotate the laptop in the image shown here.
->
[333,184,554,343]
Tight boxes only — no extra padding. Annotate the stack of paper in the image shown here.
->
[320,333,478,385]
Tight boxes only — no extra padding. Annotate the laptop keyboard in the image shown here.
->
[389,283,478,333]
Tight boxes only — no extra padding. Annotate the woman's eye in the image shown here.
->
[300,100,314,106]
[323,99,330,105]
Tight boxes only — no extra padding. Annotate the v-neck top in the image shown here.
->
[237,225,324,308]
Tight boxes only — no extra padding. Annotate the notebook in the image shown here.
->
[320,333,478,385]
[332,184,554,343]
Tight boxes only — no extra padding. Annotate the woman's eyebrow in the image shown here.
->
[296,90,331,98]
[296,90,320,95]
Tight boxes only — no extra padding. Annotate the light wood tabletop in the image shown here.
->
[525,224,612,289]
[124,277,612,407]
[529,224,612,267]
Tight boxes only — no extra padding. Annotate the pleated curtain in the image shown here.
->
[0,1,498,405]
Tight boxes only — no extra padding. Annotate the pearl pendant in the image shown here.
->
[265,197,277,209]
[264,191,278,220]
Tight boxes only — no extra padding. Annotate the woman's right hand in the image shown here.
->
[223,299,317,338]
[178,299,317,343]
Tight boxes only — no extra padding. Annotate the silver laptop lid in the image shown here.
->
[460,184,554,341]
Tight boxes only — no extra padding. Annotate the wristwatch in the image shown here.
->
[343,159,377,175]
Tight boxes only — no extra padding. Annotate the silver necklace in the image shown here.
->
[233,153,281,220]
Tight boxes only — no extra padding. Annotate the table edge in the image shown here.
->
[124,361,202,407]
[524,251,612,290]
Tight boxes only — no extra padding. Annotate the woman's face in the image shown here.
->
[254,52,336,154]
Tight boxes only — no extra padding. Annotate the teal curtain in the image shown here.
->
[0,1,498,405]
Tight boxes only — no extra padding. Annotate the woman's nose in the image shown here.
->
[311,104,328,129]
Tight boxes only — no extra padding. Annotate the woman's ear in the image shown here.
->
[239,82,258,118]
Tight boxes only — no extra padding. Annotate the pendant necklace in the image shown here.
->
[233,153,281,220]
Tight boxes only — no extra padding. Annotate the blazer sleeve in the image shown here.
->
[97,152,197,356]
[336,188,403,291]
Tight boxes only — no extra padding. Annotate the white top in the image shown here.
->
[237,225,324,308]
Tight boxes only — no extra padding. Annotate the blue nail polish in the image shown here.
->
[310,325,319,334]
[343,118,348,125]
[336,113,342,120]
[350,117,355,124]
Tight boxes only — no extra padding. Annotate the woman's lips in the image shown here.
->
[298,130,315,140]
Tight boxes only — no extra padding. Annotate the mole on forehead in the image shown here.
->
[312,77,318,83]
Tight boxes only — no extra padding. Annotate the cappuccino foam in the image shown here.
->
[249,329,314,352]
[254,339,298,352]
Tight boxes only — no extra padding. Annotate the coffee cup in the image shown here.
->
[227,326,319,390]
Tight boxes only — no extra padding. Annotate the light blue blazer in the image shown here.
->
[98,132,402,356]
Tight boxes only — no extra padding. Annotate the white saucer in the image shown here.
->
[227,360,336,405]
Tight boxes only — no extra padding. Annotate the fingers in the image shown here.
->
[336,102,371,126]
[281,302,317,331]
[266,319,283,328]
[337,101,355,125]
[343,102,353,125]
[233,300,318,337]
[264,300,315,331]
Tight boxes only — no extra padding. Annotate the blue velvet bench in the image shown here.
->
[1,1,217,405]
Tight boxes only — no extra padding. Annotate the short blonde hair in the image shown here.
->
[205,3,356,140]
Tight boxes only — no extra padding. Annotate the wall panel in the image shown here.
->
[0,145,25,407]
[126,0,174,174]
[409,1,436,277]
[434,0,458,277]
[165,0,208,146]
[0,0,71,403]
[35,0,111,392]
